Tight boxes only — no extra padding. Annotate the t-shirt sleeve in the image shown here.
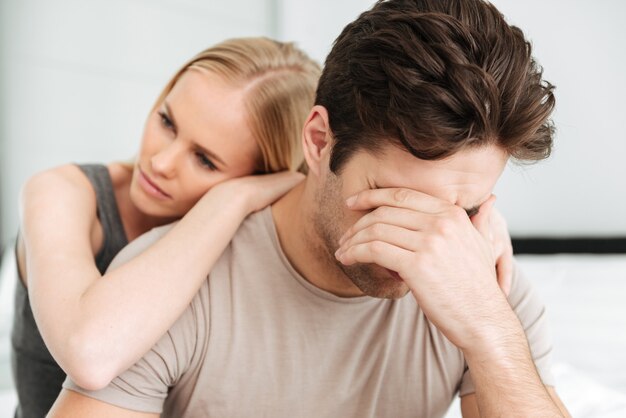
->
[459,260,555,396]
[62,289,205,413]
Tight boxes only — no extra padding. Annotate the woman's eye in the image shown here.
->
[195,152,218,171]
[158,111,174,131]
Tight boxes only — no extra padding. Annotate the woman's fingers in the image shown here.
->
[220,171,305,212]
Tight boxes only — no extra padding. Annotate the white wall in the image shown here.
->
[277,0,626,238]
[489,0,626,237]
[276,0,376,64]
[0,0,275,245]
[1,0,625,246]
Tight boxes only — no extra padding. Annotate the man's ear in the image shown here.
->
[302,105,332,177]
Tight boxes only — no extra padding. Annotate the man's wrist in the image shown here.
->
[459,295,527,362]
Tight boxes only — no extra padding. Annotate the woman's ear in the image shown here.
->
[302,105,332,177]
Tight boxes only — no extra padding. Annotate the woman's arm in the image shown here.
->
[23,165,302,390]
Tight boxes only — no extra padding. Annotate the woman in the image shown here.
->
[11,37,321,418]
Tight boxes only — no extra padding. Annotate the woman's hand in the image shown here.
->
[209,171,305,214]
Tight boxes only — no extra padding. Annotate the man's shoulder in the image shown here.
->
[108,207,273,271]
[234,206,274,242]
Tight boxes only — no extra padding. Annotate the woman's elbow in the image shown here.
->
[66,369,114,392]
[63,335,117,390]
[64,361,116,391]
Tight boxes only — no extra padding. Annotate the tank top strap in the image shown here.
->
[77,164,129,273]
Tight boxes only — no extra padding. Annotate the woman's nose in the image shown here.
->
[150,142,181,179]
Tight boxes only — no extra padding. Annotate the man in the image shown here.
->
[49,0,570,416]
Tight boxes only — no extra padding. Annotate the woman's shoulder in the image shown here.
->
[25,163,92,192]
[24,162,132,196]
[19,164,103,248]
[21,164,101,211]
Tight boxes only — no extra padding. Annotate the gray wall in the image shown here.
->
[1,0,625,247]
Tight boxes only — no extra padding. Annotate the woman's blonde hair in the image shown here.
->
[151,37,321,173]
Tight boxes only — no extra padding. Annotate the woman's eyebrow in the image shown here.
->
[194,142,228,168]
[164,102,228,168]
[163,102,175,122]
[162,102,178,133]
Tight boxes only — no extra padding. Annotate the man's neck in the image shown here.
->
[271,180,365,298]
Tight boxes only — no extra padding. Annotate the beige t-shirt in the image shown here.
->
[64,207,554,418]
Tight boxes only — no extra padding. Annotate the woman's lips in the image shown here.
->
[138,169,172,200]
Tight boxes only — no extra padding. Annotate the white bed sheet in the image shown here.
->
[517,254,626,393]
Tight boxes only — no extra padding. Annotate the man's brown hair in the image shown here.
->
[315,0,555,172]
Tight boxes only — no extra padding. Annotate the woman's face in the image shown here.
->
[130,68,260,218]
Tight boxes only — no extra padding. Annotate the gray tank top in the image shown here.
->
[80,164,130,272]
[11,163,129,418]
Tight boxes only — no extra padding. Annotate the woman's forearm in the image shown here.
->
[68,187,250,388]
[25,168,301,389]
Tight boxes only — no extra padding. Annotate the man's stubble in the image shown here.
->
[311,171,410,299]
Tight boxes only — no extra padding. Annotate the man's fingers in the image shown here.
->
[346,188,449,213]
[471,195,497,239]
[339,206,430,245]
[476,203,513,294]
[496,253,513,296]
[335,239,410,273]
[338,223,423,254]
